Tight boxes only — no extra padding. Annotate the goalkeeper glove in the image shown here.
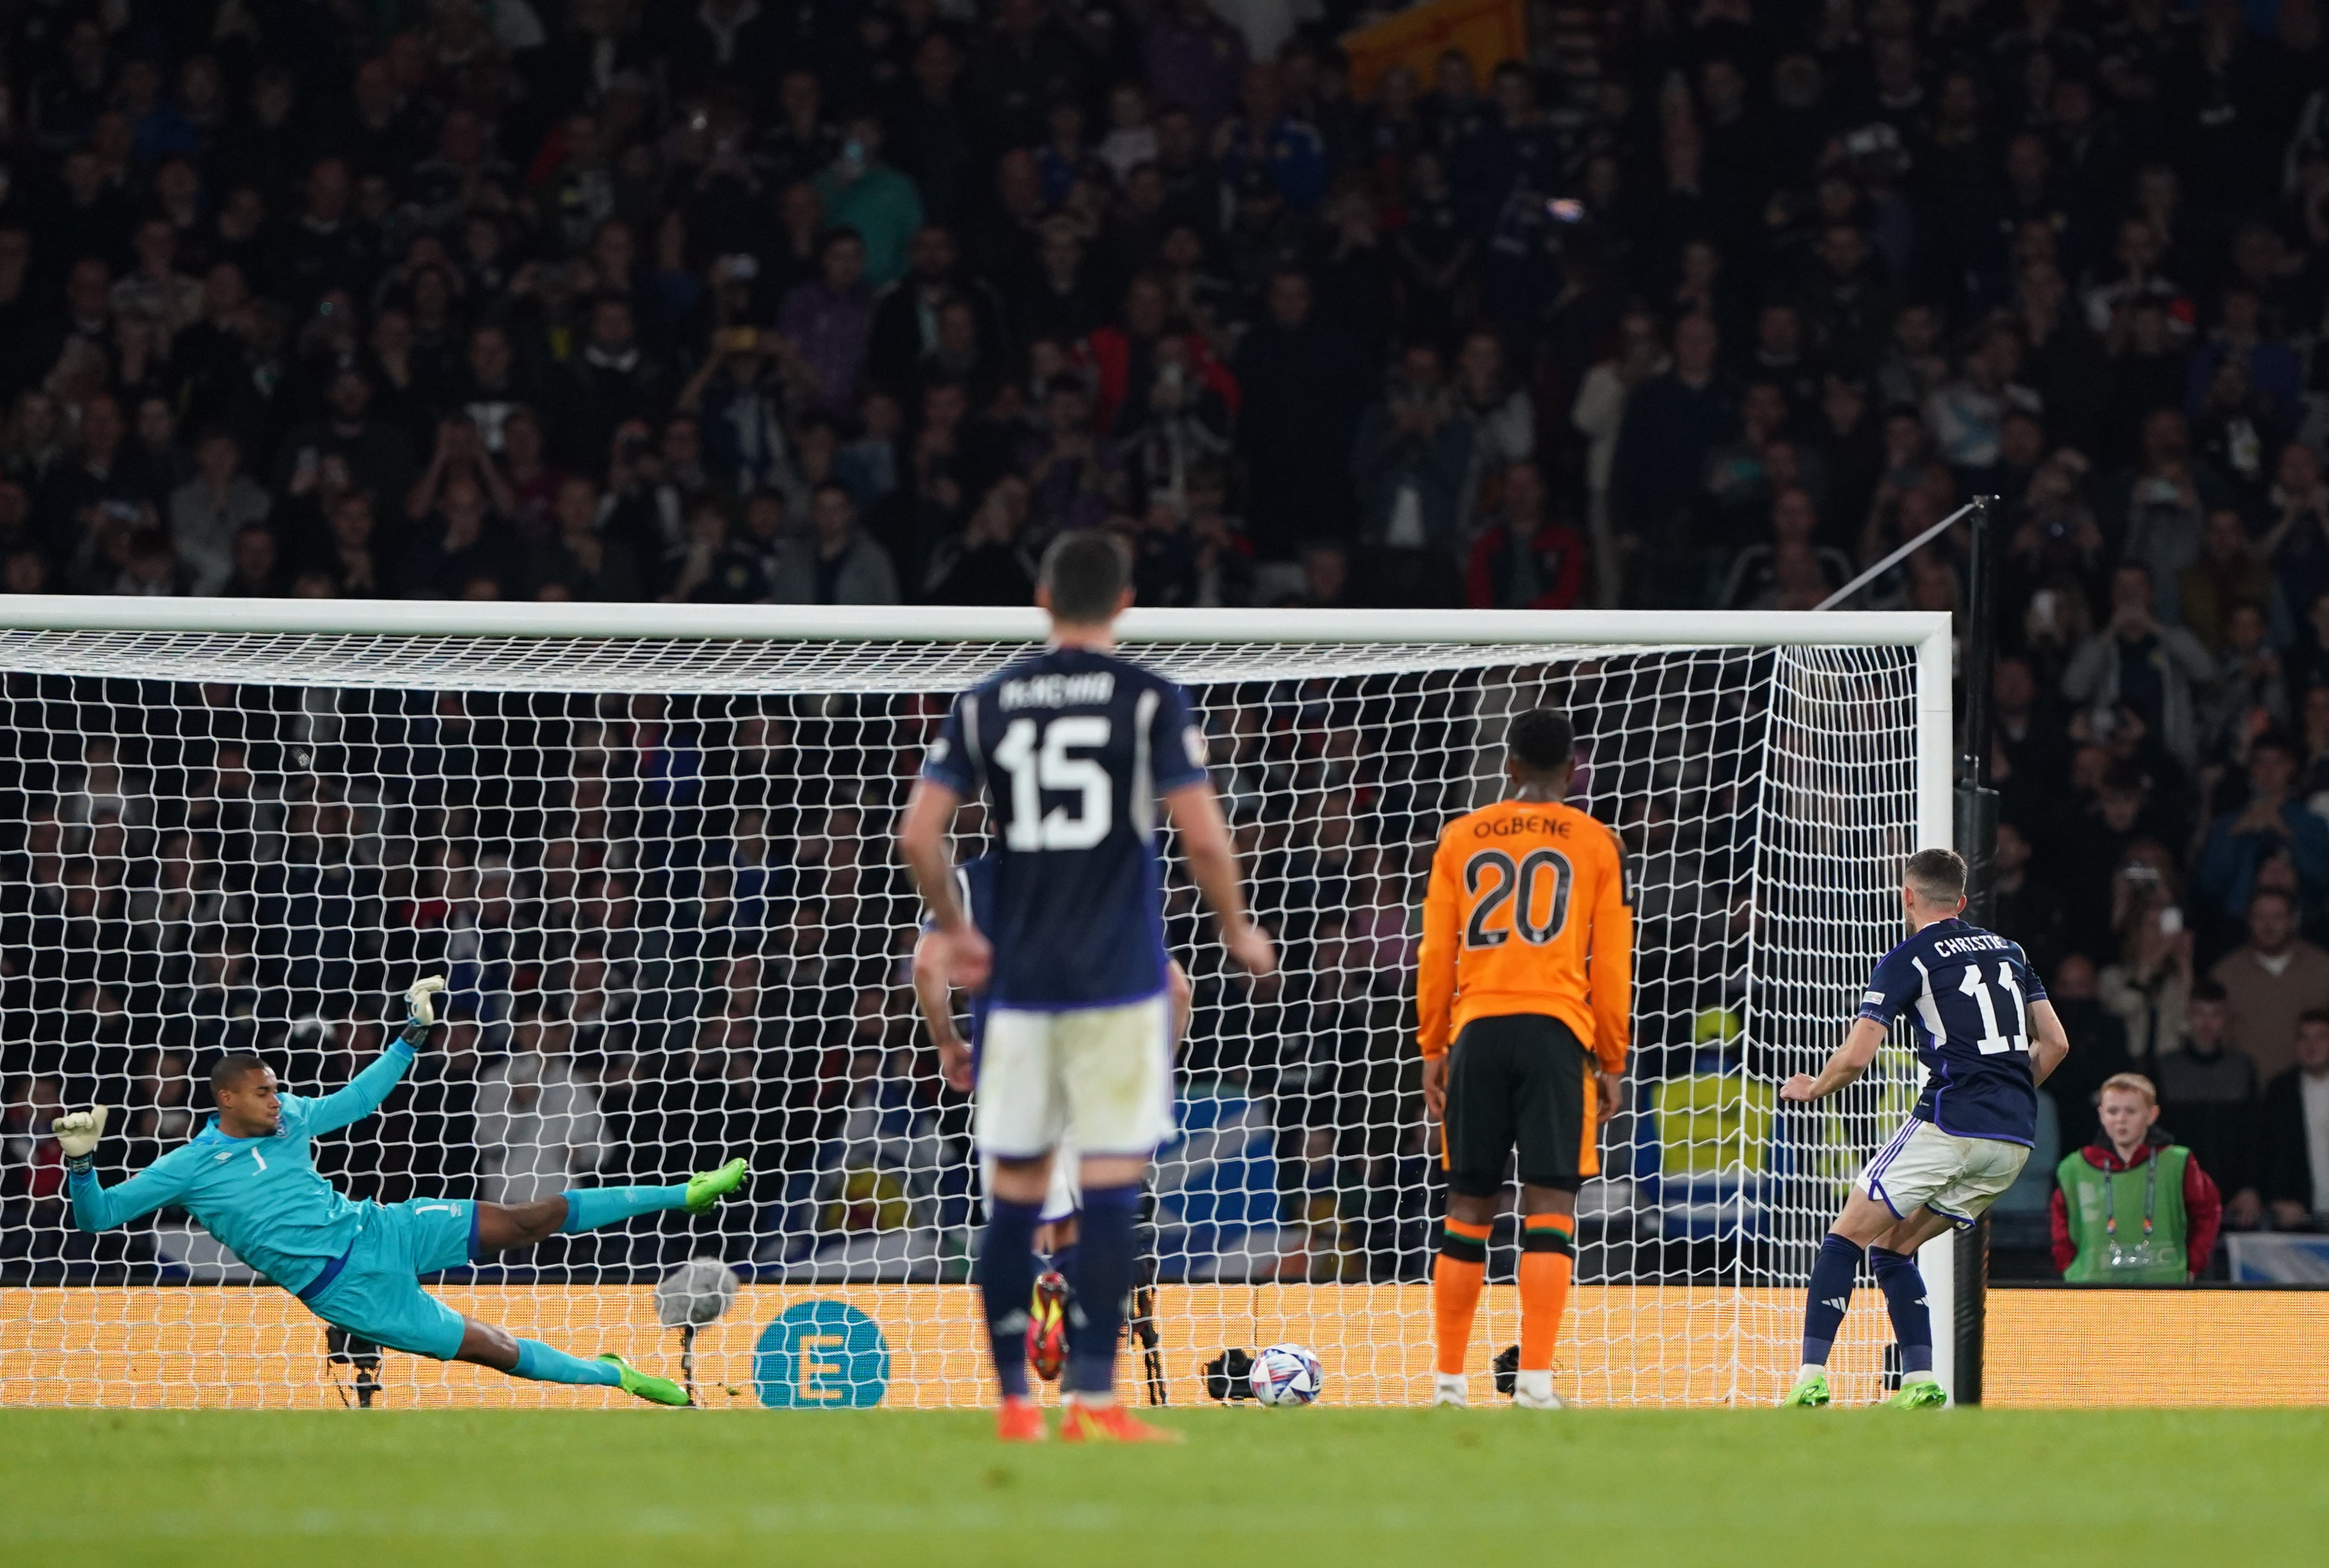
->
[402,975,448,1039]
[53,1107,107,1175]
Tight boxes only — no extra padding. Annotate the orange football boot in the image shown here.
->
[1028,1272,1070,1383]
[996,1395,1047,1442]
[1058,1400,1182,1444]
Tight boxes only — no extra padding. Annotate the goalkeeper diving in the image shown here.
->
[54,976,749,1405]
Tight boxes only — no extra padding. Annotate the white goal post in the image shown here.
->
[0,599,1955,1408]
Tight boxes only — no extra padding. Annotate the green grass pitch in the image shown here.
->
[7,1407,2325,1566]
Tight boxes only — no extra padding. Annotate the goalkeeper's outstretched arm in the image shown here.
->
[56,1110,197,1232]
[299,976,447,1135]
[62,977,447,1228]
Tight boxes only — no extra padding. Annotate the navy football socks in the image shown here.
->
[978,1195,1042,1400]
[1802,1233,1865,1366]
[1868,1244,1935,1376]
[1065,1183,1141,1399]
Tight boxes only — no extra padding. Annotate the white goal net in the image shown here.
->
[0,606,1949,1408]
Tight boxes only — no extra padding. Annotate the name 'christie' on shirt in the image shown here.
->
[1858,917,2049,1145]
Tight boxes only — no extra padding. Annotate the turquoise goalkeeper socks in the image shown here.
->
[513,1339,623,1387]
[558,1185,688,1233]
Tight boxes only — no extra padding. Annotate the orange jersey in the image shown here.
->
[1416,797,1632,1071]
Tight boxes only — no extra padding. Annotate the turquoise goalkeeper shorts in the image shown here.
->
[299,1198,477,1361]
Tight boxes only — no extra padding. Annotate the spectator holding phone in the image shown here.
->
[814,113,923,288]
[2196,735,2329,926]
[2061,563,2214,770]
[2098,843,2191,1063]
[680,321,802,498]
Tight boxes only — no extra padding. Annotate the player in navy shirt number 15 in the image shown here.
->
[897,532,1273,1444]
[1775,848,2071,1410]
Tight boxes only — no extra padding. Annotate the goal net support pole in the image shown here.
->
[1949,497,2004,1408]
[0,599,1958,1408]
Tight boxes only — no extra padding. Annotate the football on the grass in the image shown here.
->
[1249,1344,1324,1407]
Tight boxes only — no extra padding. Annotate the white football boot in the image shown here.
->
[1511,1369,1566,1409]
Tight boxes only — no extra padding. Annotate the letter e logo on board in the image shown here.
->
[754,1300,890,1408]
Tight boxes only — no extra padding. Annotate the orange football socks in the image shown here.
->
[1519,1214,1575,1372]
[1433,1217,1493,1375]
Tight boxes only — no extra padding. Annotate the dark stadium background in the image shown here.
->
[4,0,2329,1297]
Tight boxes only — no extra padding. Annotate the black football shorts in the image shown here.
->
[1442,1013,1599,1197]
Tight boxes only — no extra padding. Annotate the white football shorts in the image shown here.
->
[981,1139,1080,1224]
[1856,1117,2030,1227]
[976,994,1173,1164]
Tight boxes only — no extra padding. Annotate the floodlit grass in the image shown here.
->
[5,1406,2324,1566]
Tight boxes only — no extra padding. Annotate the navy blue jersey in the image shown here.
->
[921,646,1207,1008]
[1858,918,2050,1145]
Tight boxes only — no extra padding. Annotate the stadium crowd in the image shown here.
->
[4,0,2329,1281]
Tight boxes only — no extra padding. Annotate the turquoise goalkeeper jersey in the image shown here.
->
[67,1041,416,1293]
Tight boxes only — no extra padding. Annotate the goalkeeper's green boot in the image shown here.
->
[1883,1376,1947,1410]
[1779,1371,1832,1408]
[598,1354,691,1407]
[684,1158,749,1214]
